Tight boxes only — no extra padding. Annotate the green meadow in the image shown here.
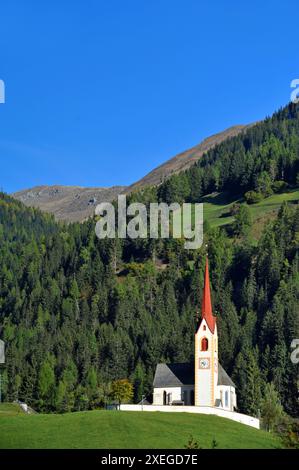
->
[0,405,282,449]
[171,187,299,239]
[201,188,299,228]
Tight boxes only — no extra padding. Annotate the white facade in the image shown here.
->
[152,375,237,411]
[216,385,237,411]
[153,385,194,406]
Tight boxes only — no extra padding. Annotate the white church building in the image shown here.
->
[120,259,260,429]
[153,258,237,412]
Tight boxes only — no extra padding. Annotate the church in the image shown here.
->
[153,258,237,412]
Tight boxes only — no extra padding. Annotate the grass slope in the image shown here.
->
[172,188,299,243]
[202,188,299,228]
[0,408,281,449]
[0,403,24,417]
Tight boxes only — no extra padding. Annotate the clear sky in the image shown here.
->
[0,0,298,193]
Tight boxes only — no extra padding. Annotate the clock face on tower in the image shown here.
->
[199,358,210,369]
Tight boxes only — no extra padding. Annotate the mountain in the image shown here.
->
[125,125,249,192]
[12,185,126,222]
[12,125,248,222]
[2,102,299,421]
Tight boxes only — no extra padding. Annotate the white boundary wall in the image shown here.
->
[119,404,260,429]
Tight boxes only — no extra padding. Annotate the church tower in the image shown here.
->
[194,258,218,407]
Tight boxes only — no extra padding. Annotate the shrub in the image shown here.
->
[184,435,202,449]
[244,191,263,204]
[272,180,287,193]
[230,203,241,216]
[274,415,299,449]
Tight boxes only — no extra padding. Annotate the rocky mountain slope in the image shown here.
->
[12,124,248,222]
[13,185,126,222]
[125,125,248,192]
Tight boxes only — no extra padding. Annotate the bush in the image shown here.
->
[244,191,263,204]
[184,435,202,449]
[230,203,241,216]
[272,180,287,193]
[274,415,299,449]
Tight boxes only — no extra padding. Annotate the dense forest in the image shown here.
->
[127,102,299,206]
[0,102,298,419]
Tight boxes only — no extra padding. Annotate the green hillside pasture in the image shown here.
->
[202,188,299,228]
[0,409,282,449]
[0,403,24,417]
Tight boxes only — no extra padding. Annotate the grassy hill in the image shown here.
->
[202,188,299,229]
[171,187,299,242]
[0,406,282,449]
[0,403,25,417]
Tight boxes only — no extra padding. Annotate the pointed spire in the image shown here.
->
[201,257,216,333]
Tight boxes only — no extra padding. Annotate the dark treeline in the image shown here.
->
[0,102,298,417]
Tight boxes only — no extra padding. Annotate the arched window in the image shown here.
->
[163,391,167,406]
[203,325,206,331]
[201,337,209,351]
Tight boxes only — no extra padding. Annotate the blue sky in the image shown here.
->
[0,0,298,193]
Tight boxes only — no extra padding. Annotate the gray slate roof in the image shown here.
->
[153,362,235,388]
[153,363,194,387]
[218,364,236,387]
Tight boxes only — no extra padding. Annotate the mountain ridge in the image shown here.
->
[12,124,249,222]
[125,124,249,192]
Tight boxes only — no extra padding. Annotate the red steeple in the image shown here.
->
[201,258,216,333]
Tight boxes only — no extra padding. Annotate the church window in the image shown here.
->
[203,325,206,331]
[201,337,209,351]
[225,391,229,407]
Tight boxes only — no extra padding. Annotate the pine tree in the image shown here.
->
[38,355,56,409]
[261,383,284,431]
